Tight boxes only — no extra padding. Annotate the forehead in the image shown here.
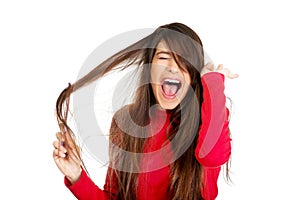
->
[156,41,170,52]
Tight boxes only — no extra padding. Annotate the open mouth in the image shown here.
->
[161,78,182,99]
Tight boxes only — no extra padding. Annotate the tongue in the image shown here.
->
[162,84,178,96]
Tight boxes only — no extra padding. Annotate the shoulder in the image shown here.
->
[110,104,134,136]
[112,104,133,123]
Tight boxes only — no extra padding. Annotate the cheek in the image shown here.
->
[150,65,161,83]
[150,67,155,82]
[150,66,158,94]
[183,72,192,87]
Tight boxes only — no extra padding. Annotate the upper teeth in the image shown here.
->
[164,79,180,84]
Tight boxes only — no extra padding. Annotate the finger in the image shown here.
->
[64,132,80,151]
[61,133,81,161]
[223,68,239,79]
[227,73,239,79]
[205,63,214,71]
[56,129,81,163]
[68,144,81,162]
[53,140,62,149]
[216,64,223,71]
[56,132,64,141]
[53,141,67,152]
[55,132,77,159]
[53,149,67,158]
[67,151,82,165]
[59,142,81,165]
[56,132,66,154]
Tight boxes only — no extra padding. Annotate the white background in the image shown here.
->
[1,0,300,199]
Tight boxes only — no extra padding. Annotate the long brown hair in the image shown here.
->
[56,22,221,199]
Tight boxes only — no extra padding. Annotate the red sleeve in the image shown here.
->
[65,168,118,200]
[195,72,231,167]
[201,166,222,200]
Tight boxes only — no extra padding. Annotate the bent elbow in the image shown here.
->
[195,140,231,167]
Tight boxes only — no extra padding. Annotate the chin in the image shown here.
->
[157,100,180,110]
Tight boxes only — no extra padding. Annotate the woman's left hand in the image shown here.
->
[201,63,239,79]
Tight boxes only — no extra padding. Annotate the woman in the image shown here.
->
[53,22,238,200]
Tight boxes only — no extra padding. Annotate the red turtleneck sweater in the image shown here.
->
[64,72,231,200]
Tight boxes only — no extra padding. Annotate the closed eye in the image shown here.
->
[158,57,170,60]
[156,51,172,60]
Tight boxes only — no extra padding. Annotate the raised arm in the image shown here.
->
[195,64,237,167]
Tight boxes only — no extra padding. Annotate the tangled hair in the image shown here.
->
[56,22,228,199]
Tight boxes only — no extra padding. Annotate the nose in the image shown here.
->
[167,67,178,73]
[166,60,179,73]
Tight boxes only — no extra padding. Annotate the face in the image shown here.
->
[150,41,191,110]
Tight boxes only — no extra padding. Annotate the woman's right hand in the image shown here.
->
[53,131,82,184]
